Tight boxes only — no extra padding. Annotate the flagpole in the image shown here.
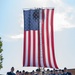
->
[39,67,45,75]
[39,67,42,75]
[23,7,54,10]
[39,8,45,75]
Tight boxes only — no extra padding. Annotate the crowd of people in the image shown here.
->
[6,67,72,75]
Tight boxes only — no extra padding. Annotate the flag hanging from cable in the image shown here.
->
[23,8,58,68]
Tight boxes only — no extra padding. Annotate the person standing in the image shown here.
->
[58,69,64,75]
[63,67,72,75]
[7,67,16,75]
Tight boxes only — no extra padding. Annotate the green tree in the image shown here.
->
[0,37,3,69]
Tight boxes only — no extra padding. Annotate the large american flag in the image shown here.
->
[23,8,58,68]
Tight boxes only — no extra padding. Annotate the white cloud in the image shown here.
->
[20,13,24,28]
[47,0,75,31]
[10,0,75,39]
[54,8,75,31]
[10,34,23,39]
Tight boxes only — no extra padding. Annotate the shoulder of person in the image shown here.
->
[67,72,72,75]
[13,73,16,75]
[7,72,11,74]
[7,72,12,75]
[7,72,15,75]
[35,74,38,75]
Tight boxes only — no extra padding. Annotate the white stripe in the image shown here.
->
[44,9,49,67]
[35,31,38,66]
[25,31,28,66]
[40,9,44,67]
[48,10,55,68]
[30,30,33,66]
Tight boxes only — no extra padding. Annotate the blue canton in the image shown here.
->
[24,9,40,31]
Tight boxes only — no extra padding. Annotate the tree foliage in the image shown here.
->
[0,37,3,69]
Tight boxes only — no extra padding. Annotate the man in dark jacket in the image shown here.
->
[7,67,15,75]
[63,67,72,75]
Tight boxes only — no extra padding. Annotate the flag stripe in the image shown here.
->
[44,9,49,67]
[35,31,37,66]
[48,10,55,68]
[25,31,28,66]
[33,31,36,66]
[35,31,38,66]
[46,9,52,68]
[39,10,44,67]
[38,30,41,67]
[28,31,31,66]
[42,9,47,67]
[30,30,33,66]
[23,32,26,66]
[51,9,58,68]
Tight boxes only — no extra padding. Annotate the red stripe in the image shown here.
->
[23,31,26,66]
[51,9,58,68]
[28,31,31,66]
[38,30,41,67]
[33,31,36,66]
[46,9,52,68]
[42,9,47,67]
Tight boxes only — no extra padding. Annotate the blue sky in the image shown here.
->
[0,0,75,74]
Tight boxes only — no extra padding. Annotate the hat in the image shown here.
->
[47,69,50,71]
[64,67,67,70]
